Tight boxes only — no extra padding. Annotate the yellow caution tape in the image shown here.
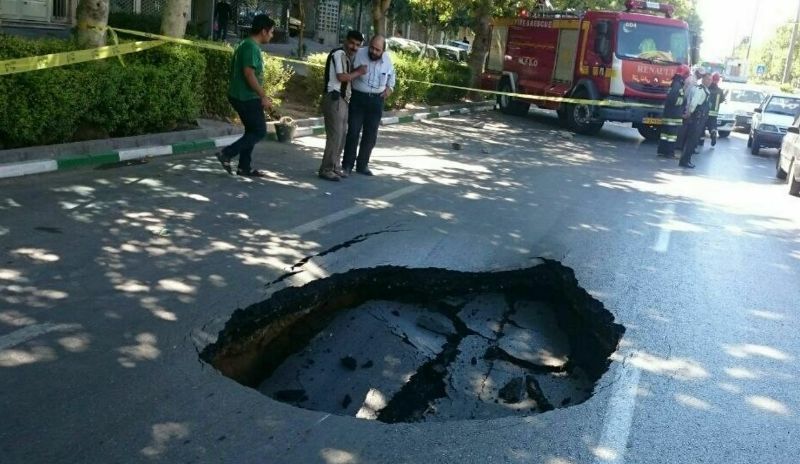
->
[110,27,312,66]
[109,28,664,111]
[402,78,664,110]
[1,25,665,115]
[0,39,164,76]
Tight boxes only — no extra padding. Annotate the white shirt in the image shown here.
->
[351,47,396,95]
[687,84,708,114]
[326,49,351,98]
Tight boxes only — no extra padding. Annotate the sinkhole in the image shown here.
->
[201,260,625,423]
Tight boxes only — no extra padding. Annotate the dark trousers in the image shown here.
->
[676,121,686,150]
[214,20,228,41]
[343,90,384,171]
[680,115,705,164]
[223,96,266,172]
[706,116,718,144]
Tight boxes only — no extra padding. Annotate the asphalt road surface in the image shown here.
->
[1,109,798,464]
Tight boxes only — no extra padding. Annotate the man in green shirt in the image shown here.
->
[215,14,275,177]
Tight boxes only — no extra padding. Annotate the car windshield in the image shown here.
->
[765,96,800,117]
[728,89,765,104]
[617,22,689,64]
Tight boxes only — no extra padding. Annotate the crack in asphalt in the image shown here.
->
[263,227,406,290]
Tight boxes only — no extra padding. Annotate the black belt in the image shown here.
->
[353,89,383,97]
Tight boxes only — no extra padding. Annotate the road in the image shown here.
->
[1,109,798,464]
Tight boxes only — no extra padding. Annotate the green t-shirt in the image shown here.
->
[228,38,264,101]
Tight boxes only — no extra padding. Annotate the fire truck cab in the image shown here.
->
[481,0,691,140]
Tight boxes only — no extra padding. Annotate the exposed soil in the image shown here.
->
[201,261,625,423]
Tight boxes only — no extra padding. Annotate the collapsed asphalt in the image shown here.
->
[203,262,624,423]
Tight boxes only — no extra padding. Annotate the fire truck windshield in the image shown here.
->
[616,21,689,65]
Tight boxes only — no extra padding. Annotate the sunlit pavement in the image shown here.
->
[1,111,798,463]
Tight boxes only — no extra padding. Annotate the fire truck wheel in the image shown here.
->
[497,80,530,117]
[637,125,660,142]
[566,89,604,135]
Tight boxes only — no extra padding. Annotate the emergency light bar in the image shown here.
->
[624,0,674,18]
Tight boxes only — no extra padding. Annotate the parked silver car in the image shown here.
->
[777,114,800,196]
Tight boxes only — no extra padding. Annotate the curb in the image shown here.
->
[0,104,495,180]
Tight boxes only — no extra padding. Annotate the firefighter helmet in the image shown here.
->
[676,64,691,78]
[711,72,721,83]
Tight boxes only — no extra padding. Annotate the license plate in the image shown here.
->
[642,117,662,125]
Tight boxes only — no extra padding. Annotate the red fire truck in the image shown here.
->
[481,0,691,140]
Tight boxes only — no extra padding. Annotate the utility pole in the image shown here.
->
[745,0,761,63]
[783,0,800,84]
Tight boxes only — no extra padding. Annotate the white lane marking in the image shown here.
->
[653,204,676,253]
[0,323,82,350]
[593,360,642,464]
[287,184,422,236]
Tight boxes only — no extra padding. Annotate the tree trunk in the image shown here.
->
[75,0,109,48]
[371,0,390,36]
[297,0,306,57]
[468,0,493,91]
[161,0,191,38]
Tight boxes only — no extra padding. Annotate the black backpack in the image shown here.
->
[322,48,349,96]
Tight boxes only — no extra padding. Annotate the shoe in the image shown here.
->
[679,162,695,169]
[356,167,374,176]
[318,171,341,181]
[657,153,676,158]
[334,169,348,178]
[237,168,268,177]
[216,152,233,175]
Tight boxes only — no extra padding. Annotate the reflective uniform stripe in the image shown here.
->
[662,118,684,126]
[660,134,678,142]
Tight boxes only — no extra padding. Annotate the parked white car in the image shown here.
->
[387,38,439,60]
[718,85,767,133]
[749,93,800,156]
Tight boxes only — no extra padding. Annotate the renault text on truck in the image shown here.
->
[481,0,691,140]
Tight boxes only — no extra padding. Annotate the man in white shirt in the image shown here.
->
[679,72,711,168]
[342,35,396,176]
[318,30,367,181]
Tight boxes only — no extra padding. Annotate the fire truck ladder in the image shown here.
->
[529,10,580,19]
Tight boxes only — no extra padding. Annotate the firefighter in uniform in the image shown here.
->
[679,72,711,169]
[705,72,725,147]
[657,64,691,157]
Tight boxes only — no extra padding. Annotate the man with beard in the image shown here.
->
[679,72,711,169]
[317,31,367,181]
[657,64,690,157]
[342,35,396,176]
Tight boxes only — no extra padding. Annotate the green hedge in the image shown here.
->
[199,45,293,118]
[306,51,471,110]
[0,35,205,148]
[0,34,293,148]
